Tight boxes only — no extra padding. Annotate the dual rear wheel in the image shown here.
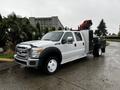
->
[93,48,104,57]
[93,42,106,57]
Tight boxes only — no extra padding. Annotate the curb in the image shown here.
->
[0,58,14,62]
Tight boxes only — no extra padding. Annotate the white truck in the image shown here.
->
[14,30,106,74]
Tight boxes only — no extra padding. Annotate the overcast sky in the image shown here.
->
[0,0,120,34]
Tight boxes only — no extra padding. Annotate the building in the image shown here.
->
[29,16,64,30]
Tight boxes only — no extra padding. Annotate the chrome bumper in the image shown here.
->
[14,54,39,67]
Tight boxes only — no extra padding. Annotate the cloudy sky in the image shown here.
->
[0,0,120,34]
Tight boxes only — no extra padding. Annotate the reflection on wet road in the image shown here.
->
[0,42,120,90]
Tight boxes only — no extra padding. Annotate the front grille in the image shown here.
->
[15,59,27,65]
[16,45,31,60]
[16,55,27,60]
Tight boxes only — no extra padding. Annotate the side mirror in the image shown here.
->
[61,39,66,44]
[67,37,73,44]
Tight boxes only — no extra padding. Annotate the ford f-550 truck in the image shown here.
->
[14,30,106,74]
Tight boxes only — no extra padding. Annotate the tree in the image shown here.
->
[112,33,116,36]
[5,12,37,50]
[64,26,69,30]
[58,27,62,30]
[36,22,42,39]
[70,28,73,30]
[95,19,107,36]
[94,29,101,36]
[44,27,49,34]
[0,14,7,47]
[6,13,24,49]
[118,31,120,36]
[50,27,56,31]
[108,33,111,36]
[0,14,2,21]
[0,12,38,52]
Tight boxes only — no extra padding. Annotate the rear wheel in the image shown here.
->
[98,49,102,56]
[101,48,105,53]
[93,48,102,57]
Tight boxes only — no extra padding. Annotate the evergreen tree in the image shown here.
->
[95,19,107,36]
[118,31,120,36]
[0,14,2,21]
[58,27,62,30]
[36,22,42,39]
[6,13,37,50]
[44,27,49,34]
[0,14,7,47]
[50,27,55,31]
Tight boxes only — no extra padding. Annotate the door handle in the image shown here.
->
[74,43,77,47]
[83,42,84,45]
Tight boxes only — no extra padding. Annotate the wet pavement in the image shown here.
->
[0,42,120,90]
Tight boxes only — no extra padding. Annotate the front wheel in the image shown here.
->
[42,56,59,74]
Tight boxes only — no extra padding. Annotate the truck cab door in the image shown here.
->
[74,32,86,58]
[58,32,79,64]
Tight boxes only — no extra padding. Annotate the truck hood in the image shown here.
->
[20,40,55,47]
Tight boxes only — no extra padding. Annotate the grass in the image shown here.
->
[106,39,120,42]
[0,54,14,59]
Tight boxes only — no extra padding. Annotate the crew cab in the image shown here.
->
[14,30,106,74]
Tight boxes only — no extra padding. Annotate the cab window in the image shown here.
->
[74,32,82,41]
[62,32,74,44]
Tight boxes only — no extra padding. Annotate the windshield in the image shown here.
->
[42,32,64,41]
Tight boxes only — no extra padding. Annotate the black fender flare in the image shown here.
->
[38,47,62,66]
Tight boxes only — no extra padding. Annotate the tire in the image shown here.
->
[93,48,102,57]
[101,48,105,53]
[42,56,59,75]
[98,49,102,56]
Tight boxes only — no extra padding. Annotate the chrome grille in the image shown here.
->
[16,46,30,60]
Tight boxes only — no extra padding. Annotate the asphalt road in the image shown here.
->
[0,42,120,90]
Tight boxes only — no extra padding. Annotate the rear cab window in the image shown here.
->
[74,32,82,41]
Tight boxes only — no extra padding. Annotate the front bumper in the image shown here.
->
[14,55,39,67]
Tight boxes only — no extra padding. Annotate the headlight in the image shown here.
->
[31,48,44,58]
